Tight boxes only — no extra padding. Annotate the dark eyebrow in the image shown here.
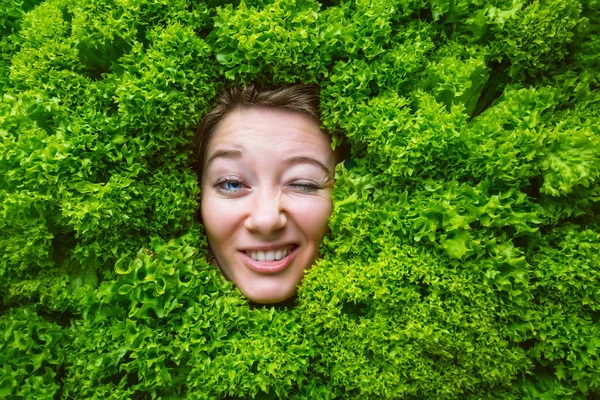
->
[206,149,243,167]
[285,155,331,176]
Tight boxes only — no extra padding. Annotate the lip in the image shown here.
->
[239,243,297,252]
[239,246,299,274]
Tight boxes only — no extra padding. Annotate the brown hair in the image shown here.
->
[193,83,325,178]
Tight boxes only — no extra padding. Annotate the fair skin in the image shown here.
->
[200,107,335,304]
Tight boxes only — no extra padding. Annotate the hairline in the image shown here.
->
[194,84,344,187]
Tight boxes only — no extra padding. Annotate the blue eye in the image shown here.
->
[223,181,243,191]
[215,178,246,193]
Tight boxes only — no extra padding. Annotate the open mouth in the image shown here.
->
[239,244,299,274]
[244,244,296,262]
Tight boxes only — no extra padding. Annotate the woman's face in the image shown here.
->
[200,107,335,304]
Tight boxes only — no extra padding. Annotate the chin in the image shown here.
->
[240,284,296,305]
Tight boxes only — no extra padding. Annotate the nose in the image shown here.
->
[244,190,287,235]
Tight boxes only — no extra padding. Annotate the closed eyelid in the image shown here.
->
[285,178,333,194]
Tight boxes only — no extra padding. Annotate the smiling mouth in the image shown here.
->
[240,245,299,274]
[244,244,296,262]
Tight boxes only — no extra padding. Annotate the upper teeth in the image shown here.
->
[246,245,294,262]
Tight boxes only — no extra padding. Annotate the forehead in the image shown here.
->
[207,107,333,157]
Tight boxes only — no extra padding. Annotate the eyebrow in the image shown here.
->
[206,150,331,176]
[285,155,331,176]
[206,149,243,167]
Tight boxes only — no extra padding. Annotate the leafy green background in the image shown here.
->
[1,0,599,398]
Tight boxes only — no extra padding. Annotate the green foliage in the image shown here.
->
[1,0,45,93]
[1,0,599,398]
[209,0,326,83]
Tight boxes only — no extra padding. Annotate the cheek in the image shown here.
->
[200,193,237,244]
[291,196,333,240]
